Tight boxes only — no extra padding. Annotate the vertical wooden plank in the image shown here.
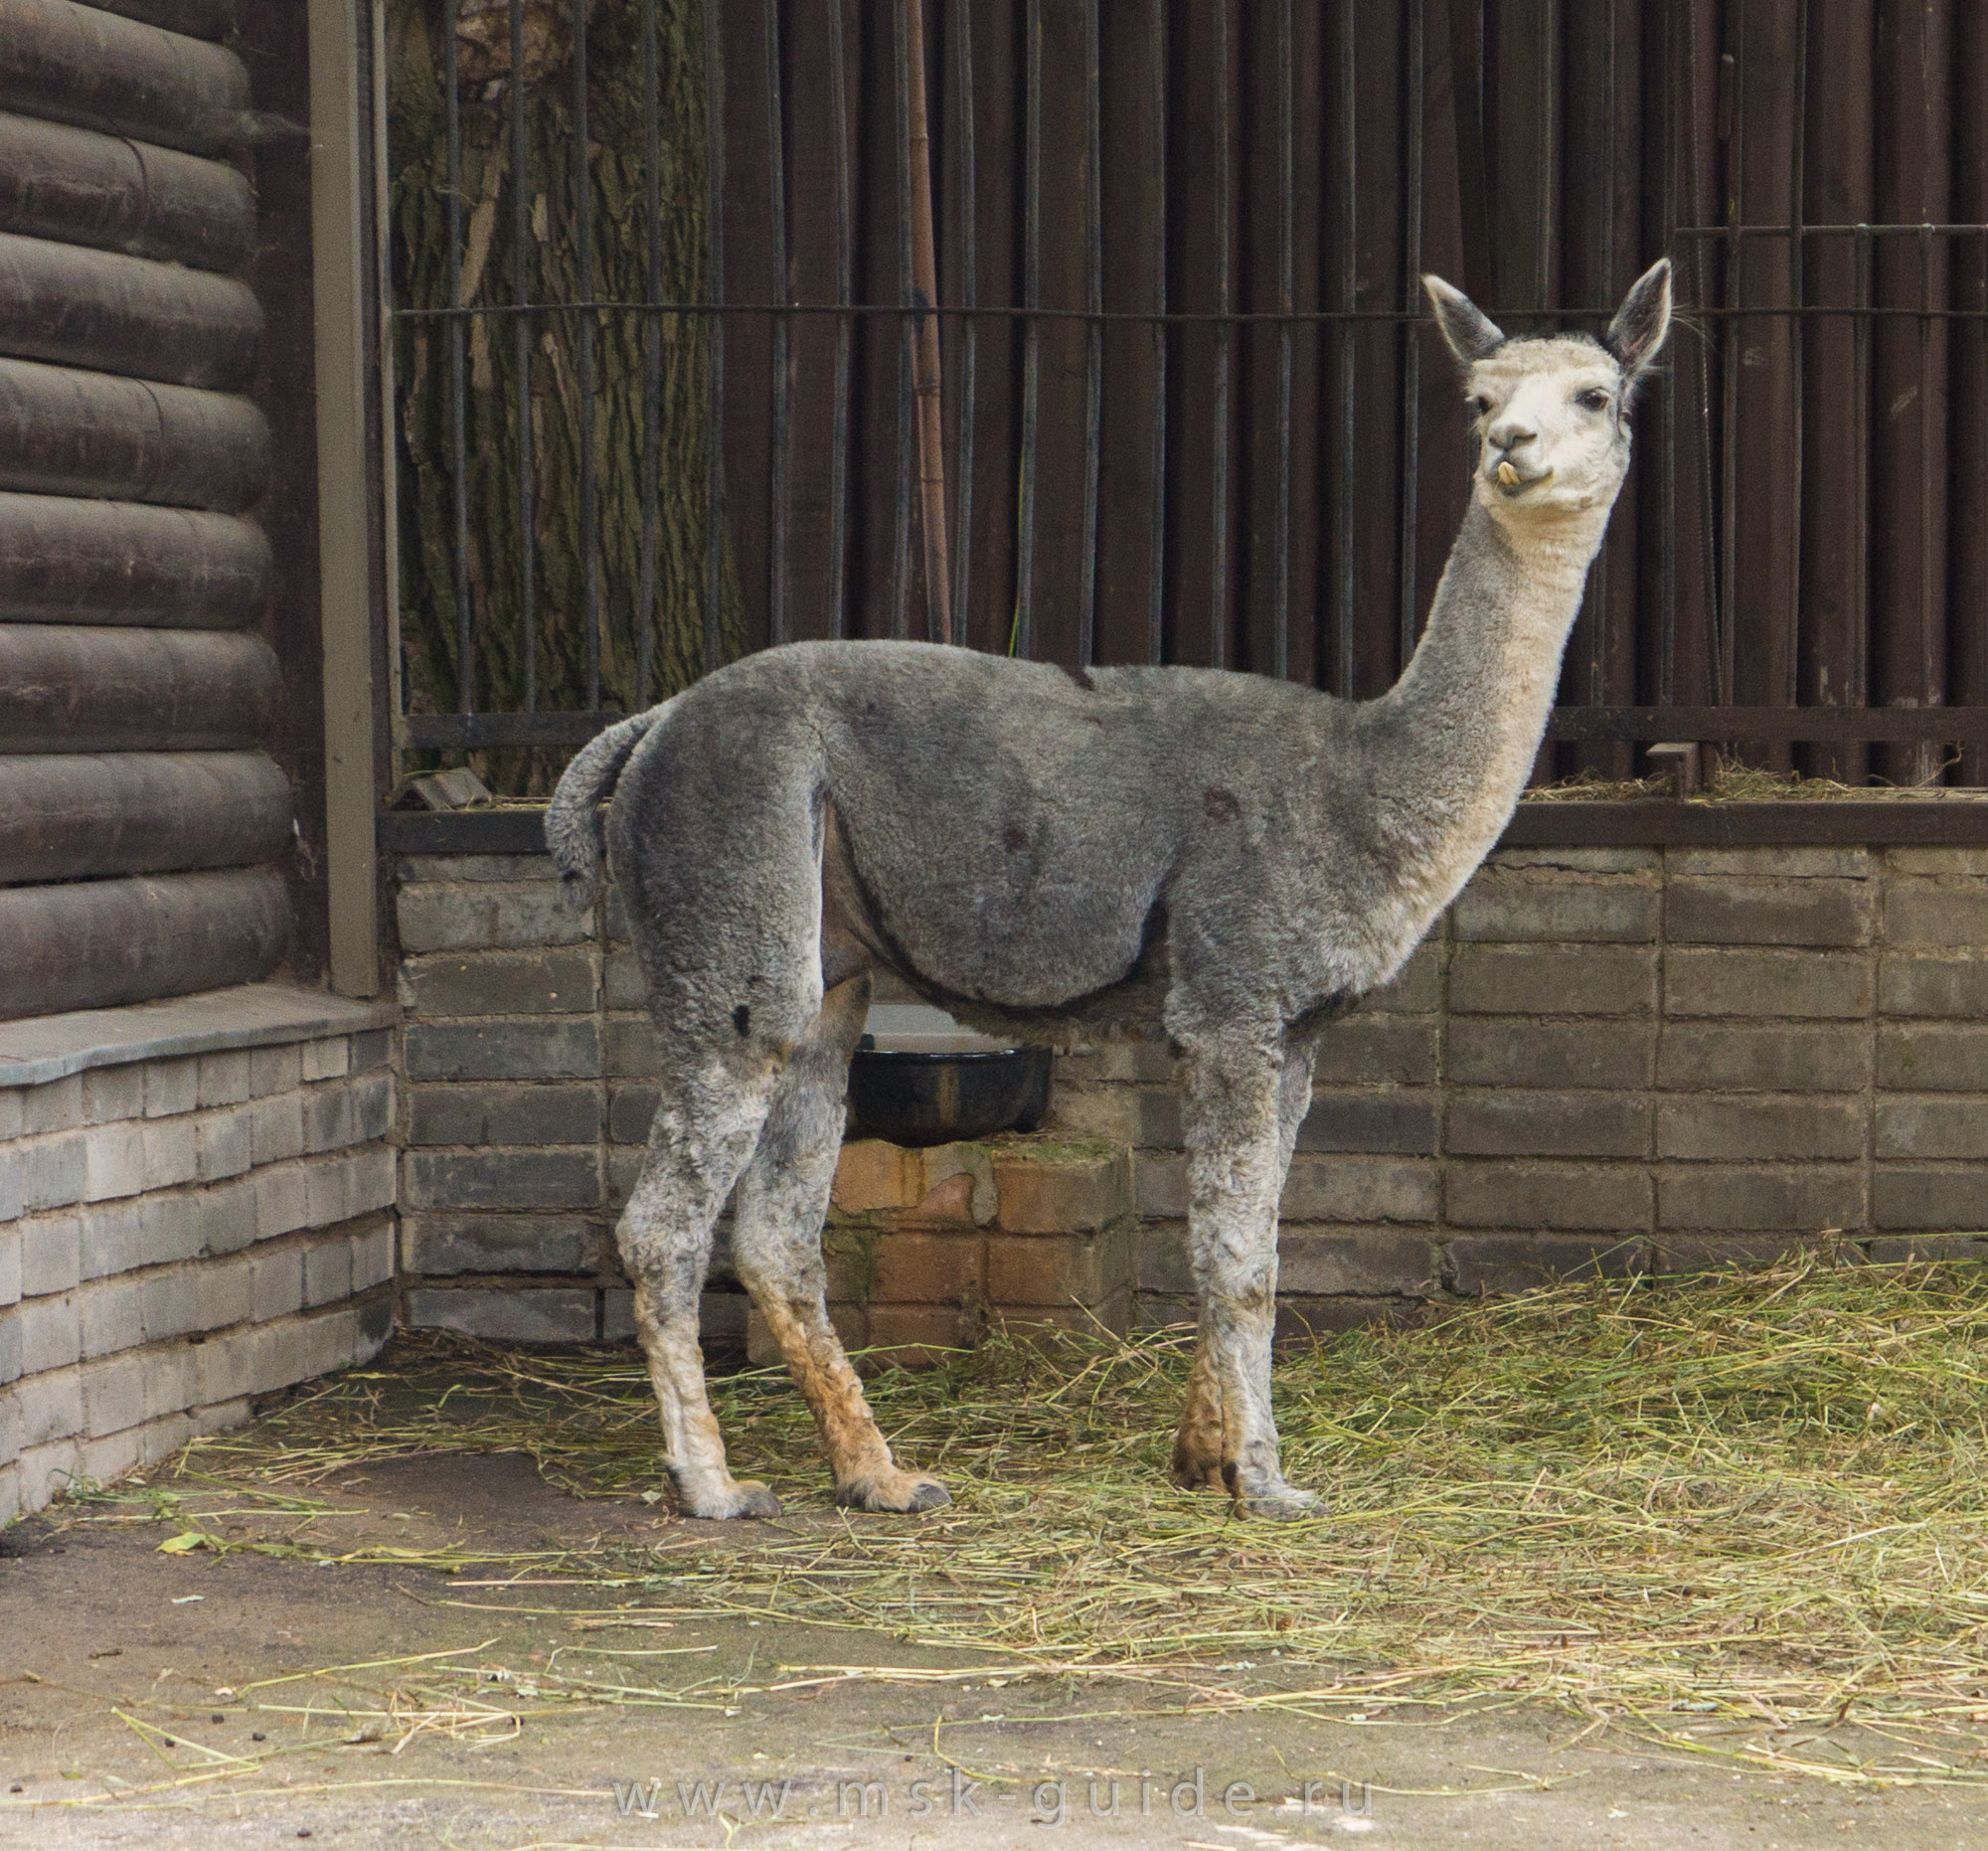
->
[951,0,1021,656]
[1348,0,1402,696]
[1870,0,1950,784]
[1795,0,1874,781]
[1560,0,1641,776]
[309,0,377,996]
[1724,0,1802,769]
[1165,0,1236,670]
[238,0,327,985]
[1949,0,1988,783]
[1090,0,1166,666]
[1242,0,1322,683]
[718,2,772,653]
[778,0,847,643]
[1018,0,1092,666]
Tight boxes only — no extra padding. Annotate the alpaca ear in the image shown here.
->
[1606,257,1672,383]
[1423,275,1505,367]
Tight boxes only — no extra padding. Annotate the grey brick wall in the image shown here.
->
[1,1013,397,1526]
[391,844,1988,1348]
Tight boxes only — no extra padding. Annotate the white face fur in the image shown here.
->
[1423,260,1673,524]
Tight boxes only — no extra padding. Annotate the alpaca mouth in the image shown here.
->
[1494,460,1555,496]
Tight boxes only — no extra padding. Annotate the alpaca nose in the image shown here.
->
[1488,419,1537,455]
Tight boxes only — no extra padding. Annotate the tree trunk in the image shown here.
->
[387,0,743,793]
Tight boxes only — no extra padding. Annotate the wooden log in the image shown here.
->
[0,623,276,750]
[0,229,259,388]
[0,865,287,1019]
[0,749,289,883]
[0,492,268,625]
[0,358,267,508]
[0,0,250,156]
[0,109,254,270]
[81,0,235,44]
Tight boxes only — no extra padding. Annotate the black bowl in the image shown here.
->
[847,1044,1053,1147]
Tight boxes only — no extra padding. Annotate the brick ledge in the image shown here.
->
[0,985,400,1091]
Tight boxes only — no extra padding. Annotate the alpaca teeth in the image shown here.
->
[1496,460,1520,486]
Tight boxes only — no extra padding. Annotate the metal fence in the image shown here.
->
[388,0,1988,788]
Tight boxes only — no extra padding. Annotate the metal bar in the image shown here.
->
[764,0,789,645]
[1718,33,1740,710]
[1545,707,1988,743]
[702,0,726,674]
[1397,0,1423,671]
[950,0,977,644]
[444,0,471,716]
[1785,0,1806,713]
[904,0,951,643]
[1675,221,1988,238]
[1536,0,1557,309]
[827,0,852,641]
[508,0,535,709]
[1853,224,1871,706]
[1920,220,1939,769]
[1017,0,1041,659]
[636,0,661,706]
[1078,0,1102,666]
[1271,0,1292,681]
[1333,0,1355,693]
[573,0,599,708]
[1208,0,1229,670]
[1586,0,1616,714]
[1145,0,1166,666]
[404,706,1988,753]
[396,297,1988,327]
[890,0,914,640]
[1658,0,1677,706]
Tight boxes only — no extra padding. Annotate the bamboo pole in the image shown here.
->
[902,0,950,643]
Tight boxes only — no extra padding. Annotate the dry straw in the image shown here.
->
[154,1253,1988,1785]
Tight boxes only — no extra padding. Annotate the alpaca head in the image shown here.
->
[1421,259,1672,525]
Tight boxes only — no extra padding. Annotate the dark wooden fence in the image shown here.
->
[391,0,1988,792]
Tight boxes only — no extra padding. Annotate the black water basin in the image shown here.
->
[847,1043,1053,1147]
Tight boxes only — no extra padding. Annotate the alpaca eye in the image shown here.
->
[1466,396,1490,418]
[1576,389,1611,411]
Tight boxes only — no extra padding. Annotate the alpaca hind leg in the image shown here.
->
[618,1048,784,1520]
[1169,1039,1319,1519]
[732,975,950,1513]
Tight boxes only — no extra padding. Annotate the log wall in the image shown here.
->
[0,0,294,1019]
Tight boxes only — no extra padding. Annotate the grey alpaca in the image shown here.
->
[546,262,1673,1520]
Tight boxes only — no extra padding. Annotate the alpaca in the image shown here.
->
[546,260,1672,1522]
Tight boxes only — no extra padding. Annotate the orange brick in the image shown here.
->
[910,1170,978,1225]
[832,1140,924,1211]
[869,1231,985,1304]
[866,1302,976,1369]
[992,1285,1132,1340]
[990,1142,1133,1233]
[986,1220,1135,1307]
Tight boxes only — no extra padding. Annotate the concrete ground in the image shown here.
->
[1,1450,1982,1850]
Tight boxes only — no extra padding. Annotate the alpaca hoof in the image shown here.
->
[836,1470,951,1514]
[1170,1430,1229,1492]
[684,1477,783,1521]
[1235,1484,1322,1523]
[1169,1453,1228,1493]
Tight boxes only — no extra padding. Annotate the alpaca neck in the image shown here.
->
[1360,495,1611,924]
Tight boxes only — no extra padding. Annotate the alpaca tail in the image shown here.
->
[544,704,672,911]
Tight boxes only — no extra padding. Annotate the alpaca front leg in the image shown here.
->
[1171,1040,1318,1520]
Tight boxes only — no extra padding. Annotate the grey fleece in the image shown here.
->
[546,261,1672,1521]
